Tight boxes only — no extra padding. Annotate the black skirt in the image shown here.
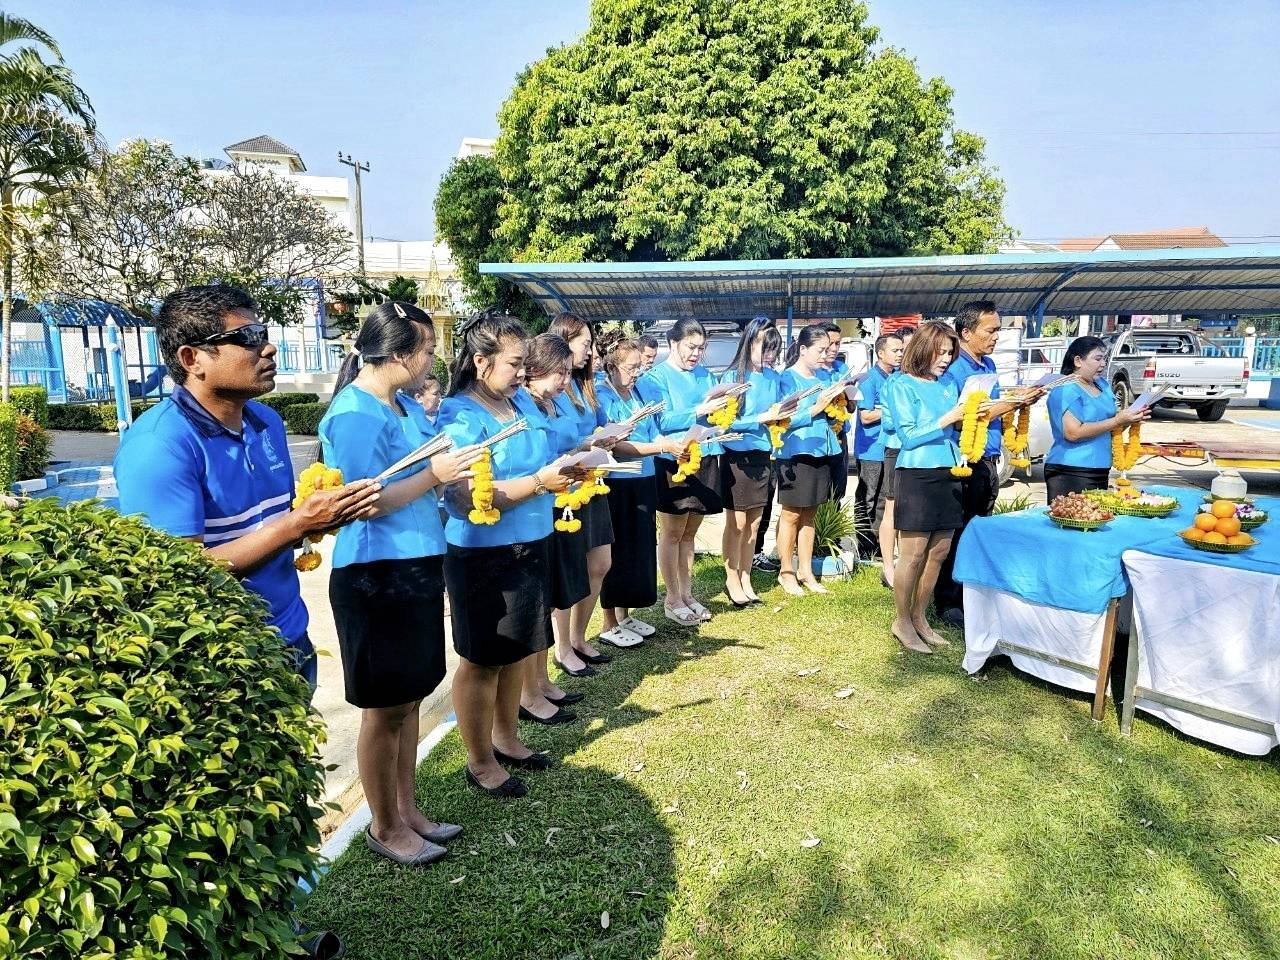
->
[883,447,900,500]
[581,492,615,550]
[600,475,659,610]
[329,556,447,709]
[444,537,552,667]
[656,454,723,515]
[777,454,835,509]
[894,467,964,532]
[548,503,590,610]
[719,449,772,511]
[1044,464,1111,503]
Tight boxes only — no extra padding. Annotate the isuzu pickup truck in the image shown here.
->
[1101,329,1248,422]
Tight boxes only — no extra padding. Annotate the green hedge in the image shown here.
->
[9,386,48,427]
[256,392,320,415]
[0,403,16,491]
[0,499,328,957]
[46,403,158,432]
[15,414,51,481]
[282,402,328,435]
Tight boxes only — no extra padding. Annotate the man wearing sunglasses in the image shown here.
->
[114,284,382,690]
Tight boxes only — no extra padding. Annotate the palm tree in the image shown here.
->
[0,13,96,403]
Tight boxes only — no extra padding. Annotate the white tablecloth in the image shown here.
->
[1122,550,1280,755]
[961,584,1112,695]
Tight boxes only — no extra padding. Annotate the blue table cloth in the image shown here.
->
[953,486,1206,614]
[1127,492,1280,576]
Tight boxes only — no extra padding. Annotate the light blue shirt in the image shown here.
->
[438,390,554,547]
[855,364,893,462]
[552,379,606,442]
[523,387,582,457]
[881,371,902,452]
[597,381,659,478]
[1047,379,1118,469]
[940,350,1003,458]
[883,375,961,470]
[719,367,783,453]
[319,385,447,568]
[778,368,841,459]
[636,360,722,458]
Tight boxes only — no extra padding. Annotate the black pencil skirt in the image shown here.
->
[777,454,835,509]
[600,475,659,610]
[719,448,773,511]
[330,556,447,709]
[656,454,723,515]
[548,502,590,611]
[894,467,964,532]
[581,493,615,550]
[444,537,552,667]
[1044,464,1111,503]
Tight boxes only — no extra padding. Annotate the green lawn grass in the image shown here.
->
[303,559,1280,959]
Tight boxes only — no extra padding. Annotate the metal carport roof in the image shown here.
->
[481,244,1280,326]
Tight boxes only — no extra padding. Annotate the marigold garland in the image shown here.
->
[1111,422,1143,487]
[951,391,990,478]
[824,393,850,434]
[768,418,791,455]
[293,463,344,571]
[707,395,738,430]
[672,441,702,483]
[1003,405,1032,471]
[554,469,610,532]
[467,448,501,524]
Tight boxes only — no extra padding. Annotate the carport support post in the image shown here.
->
[42,316,67,404]
[105,316,132,432]
[784,277,794,349]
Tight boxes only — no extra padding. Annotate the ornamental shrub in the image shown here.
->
[14,415,51,481]
[255,393,320,415]
[10,387,49,428]
[47,404,104,431]
[0,499,329,958]
[0,403,16,491]
[281,402,328,436]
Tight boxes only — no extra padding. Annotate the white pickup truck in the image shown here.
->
[1102,329,1249,422]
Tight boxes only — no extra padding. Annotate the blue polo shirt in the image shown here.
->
[1047,379,1118,469]
[855,365,893,461]
[940,349,1003,458]
[319,384,447,568]
[114,387,308,648]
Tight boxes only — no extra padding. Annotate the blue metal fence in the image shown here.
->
[277,342,345,373]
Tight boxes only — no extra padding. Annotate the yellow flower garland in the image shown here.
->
[1110,422,1142,486]
[768,417,791,455]
[824,393,850,434]
[707,395,738,430]
[293,462,344,571]
[1003,405,1032,471]
[951,391,989,477]
[554,469,610,533]
[672,441,702,483]
[468,449,501,524]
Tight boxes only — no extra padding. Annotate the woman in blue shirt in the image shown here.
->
[718,315,783,606]
[438,311,579,799]
[774,325,849,597]
[595,331,689,642]
[321,302,483,866]
[882,321,969,655]
[635,318,731,626]
[1045,336,1150,502]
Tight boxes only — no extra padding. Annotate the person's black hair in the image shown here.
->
[784,324,829,368]
[666,318,706,344]
[157,284,258,385]
[1061,335,1109,376]
[874,331,904,357]
[330,301,434,401]
[954,300,999,338]
[820,321,842,336]
[525,333,574,383]
[638,334,660,351]
[447,308,530,396]
[547,312,599,413]
[728,315,782,385]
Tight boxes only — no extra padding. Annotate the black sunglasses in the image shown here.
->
[189,323,270,350]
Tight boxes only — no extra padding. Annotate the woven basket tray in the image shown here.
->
[1048,514,1112,532]
[1203,494,1254,505]
[1239,516,1268,531]
[1109,502,1178,519]
[1179,533,1256,554]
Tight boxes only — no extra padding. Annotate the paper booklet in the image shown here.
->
[959,374,1000,400]
[591,421,638,442]
[704,382,752,402]
[1125,383,1171,414]
[374,433,455,483]
[549,447,644,474]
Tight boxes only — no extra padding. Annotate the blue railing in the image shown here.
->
[1205,336,1280,374]
[276,343,345,373]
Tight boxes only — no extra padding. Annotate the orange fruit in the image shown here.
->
[1194,513,1218,532]
[1203,531,1228,545]
[1182,527,1206,541]
[1215,516,1241,537]
[1227,533,1253,546]
[1211,500,1237,519]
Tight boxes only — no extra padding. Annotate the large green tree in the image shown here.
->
[436,0,1008,316]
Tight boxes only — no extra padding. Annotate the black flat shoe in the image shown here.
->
[748,598,765,607]
[546,691,584,706]
[880,574,892,590]
[518,705,578,725]
[493,747,553,770]
[576,649,613,665]
[465,766,527,798]
[729,598,753,608]
[554,658,597,678]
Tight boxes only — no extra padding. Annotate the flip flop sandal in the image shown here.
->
[599,626,644,648]
[619,616,656,637]
[364,828,447,866]
[664,605,700,627]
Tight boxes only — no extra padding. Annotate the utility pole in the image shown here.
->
[337,152,370,273]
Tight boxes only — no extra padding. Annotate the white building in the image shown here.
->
[206,135,354,234]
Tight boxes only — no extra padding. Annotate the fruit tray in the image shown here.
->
[1178,533,1255,554]
[1108,502,1178,519]
[1202,493,1254,504]
[1239,515,1269,531]
[1048,514,1111,532]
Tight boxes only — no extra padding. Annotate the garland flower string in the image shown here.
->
[707,395,738,431]
[951,391,990,478]
[293,462,344,571]
[555,469,610,533]
[1110,422,1142,487]
[824,393,850,434]
[672,441,702,483]
[467,448,501,524]
[1003,404,1032,471]
[768,418,790,456]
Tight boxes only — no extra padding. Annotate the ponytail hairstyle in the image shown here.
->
[447,308,530,396]
[1060,335,1109,376]
[524,333,574,384]
[547,311,598,414]
[331,300,434,400]
[727,315,782,385]
[784,324,828,369]
[667,317,706,345]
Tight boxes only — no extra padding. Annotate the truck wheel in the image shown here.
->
[1196,400,1228,422]
[1112,378,1133,411]
[995,449,1014,486]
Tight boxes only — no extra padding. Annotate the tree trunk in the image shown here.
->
[1,211,13,405]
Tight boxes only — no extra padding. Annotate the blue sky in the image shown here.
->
[14,0,1280,246]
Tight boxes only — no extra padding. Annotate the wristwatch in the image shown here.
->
[532,472,549,496]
